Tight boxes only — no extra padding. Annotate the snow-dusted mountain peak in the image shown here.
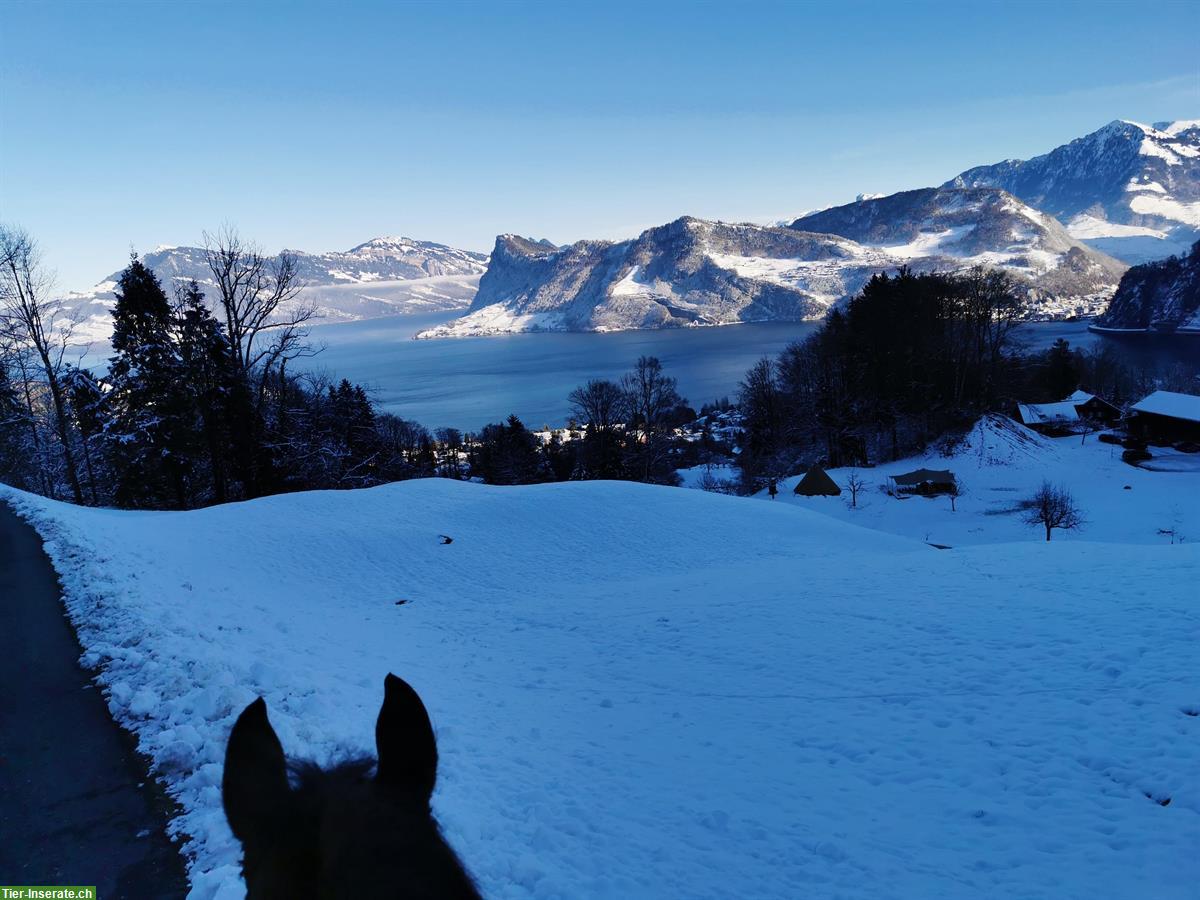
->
[791,186,1126,317]
[945,118,1200,264]
[417,218,891,338]
[60,237,489,344]
[343,235,487,259]
[1155,119,1200,136]
[417,194,1126,339]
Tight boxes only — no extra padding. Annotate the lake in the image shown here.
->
[299,312,820,431]
[297,312,1196,432]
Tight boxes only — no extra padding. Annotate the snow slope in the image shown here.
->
[946,120,1200,264]
[792,188,1128,319]
[420,205,1124,338]
[753,414,1200,547]
[4,476,1198,899]
[417,221,878,338]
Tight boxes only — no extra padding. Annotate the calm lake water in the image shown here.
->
[297,313,1197,432]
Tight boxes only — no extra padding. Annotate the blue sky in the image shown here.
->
[1,0,1197,290]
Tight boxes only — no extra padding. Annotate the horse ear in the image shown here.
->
[375,673,438,803]
[223,697,289,842]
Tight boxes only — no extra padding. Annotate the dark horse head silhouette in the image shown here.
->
[223,673,482,899]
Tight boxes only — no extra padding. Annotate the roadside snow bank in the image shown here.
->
[4,478,1197,899]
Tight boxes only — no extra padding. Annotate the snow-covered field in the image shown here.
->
[4,429,1198,898]
[1066,214,1191,265]
[751,415,1200,547]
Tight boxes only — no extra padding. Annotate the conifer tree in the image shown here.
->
[106,256,197,507]
[1040,338,1079,400]
[472,415,543,484]
[173,280,242,503]
[63,365,108,505]
[0,359,32,490]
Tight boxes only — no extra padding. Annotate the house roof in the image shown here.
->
[794,465,842,496]
[1067,390,1094,403]
[889,468,956,487]
[1131,390,1200,424]
[1016,401,1080,425]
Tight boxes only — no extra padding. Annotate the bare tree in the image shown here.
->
[0,225,84,503]
[569,377,629,478]
[739,356,790,479]
[696,469,738,495]
[1078,414,1101,446]
[434,427,466,479]
[845,470,866,508]
[622,357,680,428]
[1022,480,1084,541]
[568,378,627,429]
[949,477,966,512]
[621,355,682,482]
[203,225,317,385]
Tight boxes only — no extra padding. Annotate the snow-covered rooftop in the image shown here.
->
[1016,400,1080,425]
[1131,390,1200,423]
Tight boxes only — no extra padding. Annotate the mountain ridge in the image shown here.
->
[418,192,1126,339]
[58,118,1197,343]
[791,186,1127,316]
[944,119,1200,264]
[1093,241,1200,333]
[60,238,489,343]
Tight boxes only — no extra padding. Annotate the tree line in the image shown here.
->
[7,226,1195,509]
[1,223,706,507]
[735,267,1027,484]
[734,266,1200,489]
[469,355,697,486]
[1,225,439,508]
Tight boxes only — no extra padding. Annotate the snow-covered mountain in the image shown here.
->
[1094,240,1200,333]
[792,187,1128,317]
[62,237,489,344]
[945,119,1200,264]
[421,190,1126,338]
[416,218,901,338]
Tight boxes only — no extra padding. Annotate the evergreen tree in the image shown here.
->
[0,360,33,490]
[106,256,197,507]
[472,415,543,484]
[1039,338,1079,401]
[324,379,381,484]
[765,268,1025,471]
[540,431,576,481]
[174,281,242,503]
[63,365,108,505]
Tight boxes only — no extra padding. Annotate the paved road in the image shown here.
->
[0,502,189,897]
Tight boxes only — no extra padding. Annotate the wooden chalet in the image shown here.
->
[1127,391,1200,445]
